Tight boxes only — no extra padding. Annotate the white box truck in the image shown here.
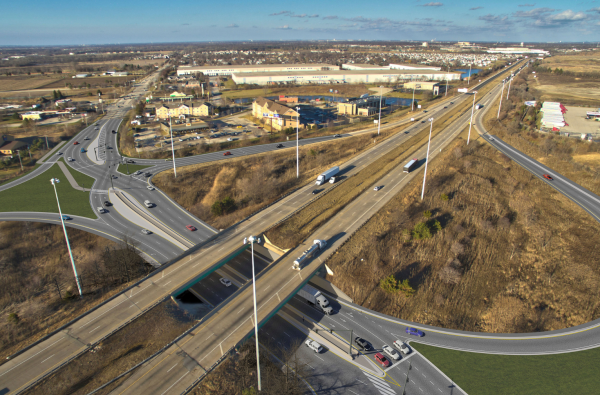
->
[403,158,418,173]
[298,284,333,314]
[292,240,327,270]
[316,166,339,185]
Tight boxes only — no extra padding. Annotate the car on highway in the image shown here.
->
[144,200,154,208]
[543,174,553,181]
[111,175,117,179]
[73,141,79,145]
[67,157,74,162]
[354,337,372,351]
[393,340,411,354]
[312,189,320,195]
[144,172,152,177]
[84,136,90,140]
[421,120,426,123]
[133,171,142,176]
[97,207,106,214]
[61,215,71,220]
[186,225,197,231]
[112,130,117,134]
[103,201,111,207]
[333,134,342,137]
[405,327,424,337]
[57,151,63,155]
[374,352,390,367]
[147,186,155,191]
[444,106,448,109]
[141,229,152,235]
[374,186,382,191]
[223,151,232,156]
[219,278,232,287]
[305,339,323,353]
[276,144,284,148]
[165,158,172,161]
[382,345,400,360]
[450,101,454,104]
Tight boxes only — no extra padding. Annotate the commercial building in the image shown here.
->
[21,112,43,120]
[341,64,390,70]
[403,81,441,95]
[177,63,337,76]
[0,140,28,156]
[233,69,462,85]
[337,96,384,116]
[156,102,213,119]
[252,97,300,131]
[389,63,441,71]
[486,47,549,56]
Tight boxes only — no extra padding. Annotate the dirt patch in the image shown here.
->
[326,138,600,333]
[24,301,195,395]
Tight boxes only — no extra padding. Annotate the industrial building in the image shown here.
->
[342,63,442,71]
[156,102,213,119]
[389,63,441,71]
[177,63,337,76]
[486,48,549,55]
[337,96,384,116]
[233,69,461,85]
[252,97,300,131]
[341,64,390,70]
[403,81,442,95]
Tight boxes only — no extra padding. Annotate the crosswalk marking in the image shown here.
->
[363,372,396,395]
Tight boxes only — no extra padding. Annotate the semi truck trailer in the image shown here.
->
[316,166,339,185]
[403,158,418,173]
[297,284,333,314]
[292,240,327,270]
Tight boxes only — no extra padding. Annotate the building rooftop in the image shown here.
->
[0,140,27,152]
[179,63,337,70]
[235,69,462,77]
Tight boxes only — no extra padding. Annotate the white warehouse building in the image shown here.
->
[232,69,462,85]
[177,63,337,76]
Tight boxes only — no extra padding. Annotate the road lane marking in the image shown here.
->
[89,325,102,333]
[40,355,55,364]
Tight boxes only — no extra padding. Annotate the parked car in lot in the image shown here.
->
[382,345,400,360]
[219,278,232,287]
[141,229,152,235]
[354,337,372,351]
[374,352,390,367]
[223,151,232,156]
[305,339,323,353]
[393,340,411,354]
[405,327,424,337]
[186,225,197,231]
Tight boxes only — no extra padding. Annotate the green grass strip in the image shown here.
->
[413,343,600,395]
[117,163,152,175]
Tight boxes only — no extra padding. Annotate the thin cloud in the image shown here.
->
[308,14,319,18]
[470,6,483,10]
[274,25,292,29]
[587,7,600,13]
[323,15,338,19]
[291,14,307,18]
[478,14,512,25]
[518,3,535,6]
[226,24,239,28]
[181,23,189,26]
[534,10,589,27]
[269,11,291,16]
[513,7,554,18]
[420,2,443,7]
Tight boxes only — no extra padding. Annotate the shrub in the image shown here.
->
[211,197,236,216]
[440,193,449,201]
[379,274,415,296]
[412,222,432,240]
[423,210,432,218]
[7,313,19,325]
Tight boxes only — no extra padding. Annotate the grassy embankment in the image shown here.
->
[116,163,152,175]
[0,159,95,217]
[413,343,600,395]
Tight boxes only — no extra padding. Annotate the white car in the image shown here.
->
[382,344,400,360]
[133,170,142,176]
[374,186,382,191]
[219,278,232,287]
[84,137,90,140]
[393,340,411,354]
[146,186,155,191]
[67,157,74,162]
[305,339,323,353]
[97,207,106,213]
[141,229,152,235]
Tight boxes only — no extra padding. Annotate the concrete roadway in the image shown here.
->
[0,65,522,393]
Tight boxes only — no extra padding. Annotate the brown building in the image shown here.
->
[0,140,28,156]
[252,97,301,131]
[337,96,384,116]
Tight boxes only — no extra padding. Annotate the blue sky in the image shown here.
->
[1,0,599,45]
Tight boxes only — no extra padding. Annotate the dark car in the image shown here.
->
[374,352,390,367]
[276,144,284,148]
[405,327,424,337]
[354,337,372,351]
[333,134,342,137]
[543,174,553,181]
[312,189,320,195]
[144,172,152,177]
[421,120,426,123]
[103,201,111,207]
[112,130,117,134]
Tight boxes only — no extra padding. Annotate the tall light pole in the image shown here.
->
[445,65,449,97]
[411,84,416,112]
[377,85,383,135]
[468,64,472,86]
[497,80,506,119]
[420,118,434,201]
[296,107,300,178]
[244,236,262,392]
[506,76,513,101]
[169,116,177,177]
[467,91,478,146]
[51,178,82,297]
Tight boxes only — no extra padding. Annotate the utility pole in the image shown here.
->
[169,116,177,177]
[468,63,472,86]
[445,65,449,97]
[244,236,262,392]
[497,80,506,119]
[45,136,49,151]
[17,150,23,171]
[411,84,416,112]
[377,85,383,135]
[421,118,434,201]
[296,107,300,178]
[467,91,478,145]
[507,76,513,101]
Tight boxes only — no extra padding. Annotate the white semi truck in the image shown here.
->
[298,284,333,315]
[316,166,339,185]
[292,240,327,270]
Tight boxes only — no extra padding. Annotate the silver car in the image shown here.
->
[141,229,152,235]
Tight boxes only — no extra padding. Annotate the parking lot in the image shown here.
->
[561,106,600,137]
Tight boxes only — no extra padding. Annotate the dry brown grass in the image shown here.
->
[540,53,600,74]
[0,76,63,91]
[326,137,600,333]
[24,301,195,395]
[42,76,131,89]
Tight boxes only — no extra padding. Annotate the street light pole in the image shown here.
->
[411,84,416,112]
[497,80,506,119]
[420,118,434,201]
[445,65,449,97]
[506,76,513,101]
[467,91,478,146]
[51,178,82,297]
[377,85,383,135]
[296,107,300,179]
[169,116,177,177]
[244,236,262,392]
[468,64,472,86]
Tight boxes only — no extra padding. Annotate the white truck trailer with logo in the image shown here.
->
[297,284,332,315]
[316,166,339,185]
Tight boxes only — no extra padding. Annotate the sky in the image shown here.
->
[1,0,599,45]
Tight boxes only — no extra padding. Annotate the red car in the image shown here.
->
[374,352,390,368]
[223,151,232,156]
[186,225,197,231]
[73,141,79,145]
[543,174,553,181]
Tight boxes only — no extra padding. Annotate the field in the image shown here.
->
[42,76,132,89]
[539,52,600,73]
[532,73,600,105]
[0,160,95,218]
[414,343,600,395]
[0,75,64,91]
